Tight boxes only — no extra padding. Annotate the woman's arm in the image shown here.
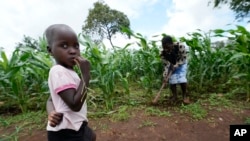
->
[175,44,187,67]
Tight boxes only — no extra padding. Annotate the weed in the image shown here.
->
[245,117,250,124]
[111,106,130,121]
[180,102,207,120]
[0,117,9,127]
[208,94,232,107]
[138,120,157,128]
[2,111,46,129]
[97,122,109,131]
[145,107,171,117]
[0,111,46,141]
[0,126,21,141]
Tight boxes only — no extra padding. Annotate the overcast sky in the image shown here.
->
[0,0,248,56]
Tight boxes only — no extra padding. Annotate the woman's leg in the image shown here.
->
[180,83,190,104]
[180,83,187,99]
[170,84,177,101]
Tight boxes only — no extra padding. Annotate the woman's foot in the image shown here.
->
[169,96,177,103]
[183,97,190,104]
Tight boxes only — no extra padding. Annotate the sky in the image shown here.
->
[0,0,249,56]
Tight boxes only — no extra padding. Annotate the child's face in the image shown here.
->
[49,29,80,69]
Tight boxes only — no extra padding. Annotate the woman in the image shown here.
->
[160,35,190,104]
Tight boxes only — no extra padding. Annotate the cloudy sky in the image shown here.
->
[0,0,248,56]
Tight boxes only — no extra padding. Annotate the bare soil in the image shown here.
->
[14,102,249,141]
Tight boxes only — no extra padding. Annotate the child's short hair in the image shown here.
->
[44,24,73,46]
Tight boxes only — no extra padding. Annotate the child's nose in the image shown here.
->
[68,47,77,54]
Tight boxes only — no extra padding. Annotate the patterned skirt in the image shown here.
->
[163,63,187,84]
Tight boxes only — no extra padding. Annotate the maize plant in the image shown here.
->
[1,26,249,113]
[212,25,250,101]
[0,44,51,113]
[180,26,250,100]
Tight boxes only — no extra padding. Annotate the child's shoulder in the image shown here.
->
[50,64,64,70]
[49,65,76,76]
[49,65,66,73]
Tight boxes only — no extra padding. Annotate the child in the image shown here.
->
[45,24,96,141]
[160,35,190,104]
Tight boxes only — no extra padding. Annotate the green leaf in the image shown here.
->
[0,50,9,70]
[213,29,225,34]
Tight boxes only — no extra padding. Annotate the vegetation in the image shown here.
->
[0,25,249,140]
[82,1,131,48]
[210,0,250,21]
[0,25,249,112]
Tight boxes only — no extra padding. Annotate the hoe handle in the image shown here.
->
[152,70,172,104]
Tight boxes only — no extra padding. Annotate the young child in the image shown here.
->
[45,24,96,141]
[160,35,190,104]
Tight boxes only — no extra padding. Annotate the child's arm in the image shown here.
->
[46,96,63,127]
[58,57,90,112]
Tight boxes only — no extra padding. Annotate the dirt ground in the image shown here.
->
[17,104,250,141]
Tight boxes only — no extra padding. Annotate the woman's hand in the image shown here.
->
[173,64,178,70]
[169,64,178,72]
[48,111,63,127]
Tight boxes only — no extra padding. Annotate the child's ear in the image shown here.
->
[47,46,53,55]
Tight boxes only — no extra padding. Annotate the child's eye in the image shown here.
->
[74,44,79,49]
[62,44,68,48]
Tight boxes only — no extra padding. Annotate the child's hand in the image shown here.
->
[74,56,90,75]
[48,111,63,127]
[74,56,91,82]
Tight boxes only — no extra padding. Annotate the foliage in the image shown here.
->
[121,27,163,94]
[212,25,250,100]
[82,1,130,48]
[0,25,249,113]
[207,94,232,107]
[1,126,21,141]
[145,107,171,117]
[180,26,250,100]
[245,117,250,124]
[180,102,208,120]
[16,36,38,50]
[111,105,130,121]
[78,32,162,110]
[1,26,250,139]
[138,120,157,128]
[0,46,51,113]
[79,34,126,110]
[0,111,46,140]
[16,36,47,52]
[210,0,250,21]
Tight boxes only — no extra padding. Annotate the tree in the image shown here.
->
[82,1,131,48]
[16,35,48,53]
[210,0,250,22]
[16,36,38,49]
